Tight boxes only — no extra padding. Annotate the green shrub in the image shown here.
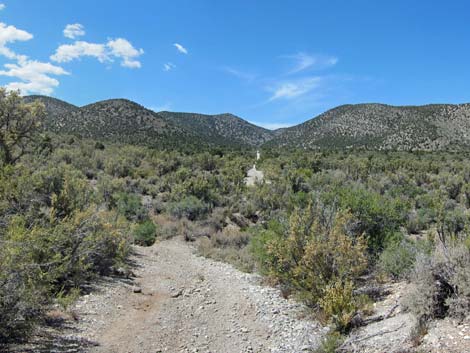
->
[94,141,105,150]
[406,209,431,234]
[0,208,130,341]
[133,220,157,246]
[319,280,357,332]
[379,238,419,279]
[114,192,148,221]
[314,331,345,353]
[47,208,131,284]
[50,168,93,220]
[252,203,368,329]
[167,196,209,221]
[104,156,135,177]
[0,218,46,341]
[325,187,408,253]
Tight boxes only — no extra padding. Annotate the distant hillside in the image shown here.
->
[24,95,80,123]
[25,96,272,149]
[158,111,274,146]
[266,103,470,151]
[25,96,470,151]
[24,96,207,149]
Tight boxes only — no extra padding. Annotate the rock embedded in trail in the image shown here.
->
[132,286,142,293]
[170,288,184,298]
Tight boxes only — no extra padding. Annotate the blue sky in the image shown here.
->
[1,1,470,128]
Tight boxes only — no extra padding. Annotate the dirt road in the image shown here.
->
[244,165,264,186]
[72,238,324,353]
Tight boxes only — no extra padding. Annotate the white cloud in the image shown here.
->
[0,22,33,60]
[249,121,293,130]
[107,38,144,68]
[268,77,322,101]
[0,59,69,95]
[0,20,144,95]
[173,43,188,54]
[50,41,108,63]
[51,38,144,68]
[284,53,338,74]
[163,62,175,71]
[0,4,5,11]
[0,21,69,95]
[63,23,85,39]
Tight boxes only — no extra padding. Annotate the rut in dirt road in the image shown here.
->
[72,238,326,353]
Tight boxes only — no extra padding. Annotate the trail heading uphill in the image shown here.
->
[244,165,264,186]
[73,238,325,353]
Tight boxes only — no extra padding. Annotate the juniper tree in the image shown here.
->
[0,89,44,165]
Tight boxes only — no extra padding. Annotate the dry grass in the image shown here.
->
[151,214,182,239]
[197,227,255,272]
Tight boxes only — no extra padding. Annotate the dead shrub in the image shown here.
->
[403,235,470,322]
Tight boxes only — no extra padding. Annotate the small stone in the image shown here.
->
[171,289,184,298]
[133,286,142,293]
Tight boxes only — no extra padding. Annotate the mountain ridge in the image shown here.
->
[24,95,274,148]
[157,111,274,146]
[24,95,470,151]
[266,102,470,150]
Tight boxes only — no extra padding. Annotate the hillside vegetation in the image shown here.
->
[158,111,274,146]
[25,95,274,149]
[26,95,470,152]
[24,96,205,150]
[267,103,470,150]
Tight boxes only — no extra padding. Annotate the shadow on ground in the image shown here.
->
[1,273,137,353]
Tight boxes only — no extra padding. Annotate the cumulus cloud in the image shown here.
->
[63,23,85,39]
[0,18,143,95]
[163,62,176,71]
[0,60,69,95]
[268,77,322,101]
[107,38,144,68]
[50,41,107,63]
[0,21,68,95]
[284,53,338,74]
[173,43,188,54]
[51,38,144,68]
[0,22,33,60]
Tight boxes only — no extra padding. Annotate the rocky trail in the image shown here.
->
[21,238,325,353]
[8,237,470,353]
[244,165,264,186]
